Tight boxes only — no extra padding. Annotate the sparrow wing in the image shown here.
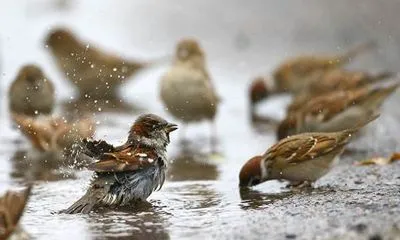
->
[81,139,116,159]
[264,133,346,165]
[87,146,159,173]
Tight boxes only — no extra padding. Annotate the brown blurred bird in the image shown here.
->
[249,42,375,112]
[288,69,394,112]
[160,38,219,141]
[12,114,95,154]
[239,115,378,188]
[0,186,31,240]
[277,83,399,140]
[9,64,55,116]
[45,28,165,100]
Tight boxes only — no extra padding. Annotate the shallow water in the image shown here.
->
[1,1,400,239]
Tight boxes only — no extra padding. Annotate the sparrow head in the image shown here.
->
[45,28,77,51]
[277,115,297,140]
[175,38,204,61]
[249,77,270,106]
[129,114,178,148]
[239,156,266,187]
[16,64,49,88]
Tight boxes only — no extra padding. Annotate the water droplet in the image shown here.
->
[113,67,117,72]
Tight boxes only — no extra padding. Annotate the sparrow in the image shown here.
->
[277,83,399,140]
[288,69,394,112]
[61,114,177,214]
[12,113,95,154]
[248,42,375,110]
[239,115,378,187]
[45,28,166,100]
[8,64,55,116]
[0,186,32,240]
[354,152,400,166]
[160,38,219,140]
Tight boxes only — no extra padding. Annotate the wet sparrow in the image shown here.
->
[160,38,219,141]
[9,64,55,116]
[288,69,394,112]
[249,42,375,108]
[0,186,32,240]
[61,114,177,214]
[12,114,95,154]
[45,28,165,100]
[239,115,378,187]
[278,83,399,139]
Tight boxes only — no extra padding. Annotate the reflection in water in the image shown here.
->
[61,97,143,117]
[167,143,219,181]
[10,150,77,182]
[239,187,293,210]
[86,204,170,240]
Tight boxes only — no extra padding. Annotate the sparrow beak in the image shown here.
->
[165,123,178,133]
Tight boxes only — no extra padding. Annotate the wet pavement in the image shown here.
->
[0,0,400,239]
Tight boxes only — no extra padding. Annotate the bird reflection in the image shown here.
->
[167,142,219,181]
[10,150,77,182]
[86,204,170,240]
[249,113,280,134]
[239,187,293,210]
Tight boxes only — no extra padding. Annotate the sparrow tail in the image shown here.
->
[338,41,376,64]
[342,113,380,136]
[60,192,97,214]
[370,71,395,82]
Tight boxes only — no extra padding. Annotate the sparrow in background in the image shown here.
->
[288,69,394,112]
[45,28,166,100]
[9,64,55,116]
[12,114,95,155]
[160,38,219,142]
[277,83,399,139]
[0,186,32,240]
[248,42,375,113]
[61,114,177,214]
[239,115,378,188]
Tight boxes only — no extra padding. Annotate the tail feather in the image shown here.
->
[338,41,376,64]
[370,71,395,82]
[342,113,380,136]
[60,193,97,214]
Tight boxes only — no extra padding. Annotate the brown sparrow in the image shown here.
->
[239,115,378,187]
[12,114,95,154]
[45,28,164,100]
[249,42,375,109]
[0,186,32,240]
[9,64,55,116]
[288,69,394,112]
[277,83,399,139]
[61,114,177,214]
[160,38,219,140]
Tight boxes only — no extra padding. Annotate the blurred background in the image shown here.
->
[0,0,399,239]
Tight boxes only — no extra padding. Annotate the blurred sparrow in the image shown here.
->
[0,186,32,240]
[249,42,375,110]
[288,69,394,112]
[12,114,95,154]
[61,114,177,214]
[160,38,219,141]
[277,83,399,139]
[9,64,55,116]
[355,152,400,166]
[45,28,165,100]
[239,115,378,187]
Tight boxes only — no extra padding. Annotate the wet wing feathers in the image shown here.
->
[87,145,158,173]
